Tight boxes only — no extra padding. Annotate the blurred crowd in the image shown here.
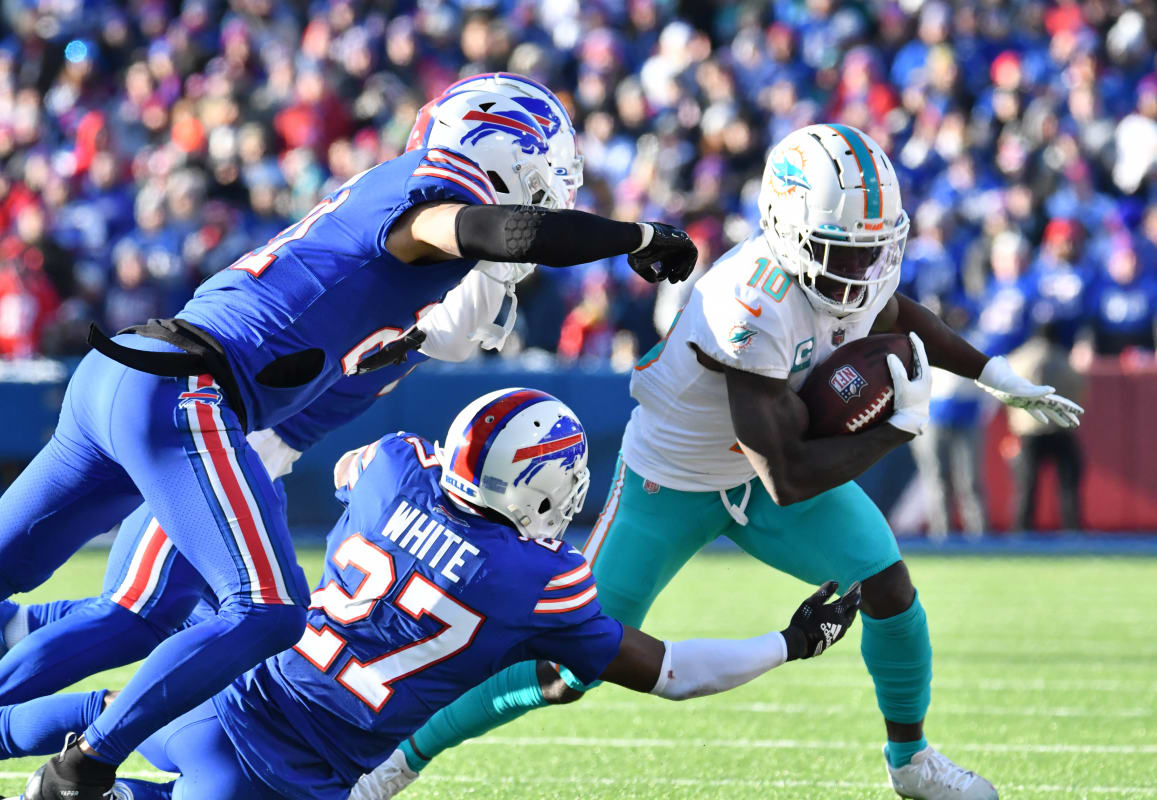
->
[0,0,1155,375]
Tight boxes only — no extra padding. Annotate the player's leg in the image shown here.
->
[729,481,994,798]
[0,690,108,758]
[0,435,142,601]
[396,458,728,776]
[68,368,308,770]
[118,702,283,800]
[0,506,206,705]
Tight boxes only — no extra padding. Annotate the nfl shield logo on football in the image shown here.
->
[831,327,846,346]
[829,364,868,403]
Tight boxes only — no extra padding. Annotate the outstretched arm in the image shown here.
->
[386,202,697,283]
[600,581,861,699]
[889,293,1084,427]
[890,293,988,379]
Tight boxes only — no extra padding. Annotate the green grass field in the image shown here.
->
[1,550,1154,799]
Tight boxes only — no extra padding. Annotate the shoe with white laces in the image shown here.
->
[348,749,419,800]
[885,745,998,799]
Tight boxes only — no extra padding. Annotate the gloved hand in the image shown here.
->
[781,580,862,660]
[887,332,932,436]
[976,356,1084,428]
[628,222,698,284]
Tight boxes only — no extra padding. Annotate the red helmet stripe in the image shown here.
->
[511,433,584,463]
[461,109,539,137]
[450,389,554,484]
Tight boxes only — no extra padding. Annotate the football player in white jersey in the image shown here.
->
[361,124,1082,800]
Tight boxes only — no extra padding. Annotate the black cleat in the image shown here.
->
[23,734,118,800]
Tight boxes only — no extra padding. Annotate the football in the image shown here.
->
[796,334,914,437]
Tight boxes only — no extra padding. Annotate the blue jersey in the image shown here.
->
[212,433,623,799]
[178,148,495,432]
[272,359,427,452]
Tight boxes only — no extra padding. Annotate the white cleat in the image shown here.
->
[885,745,998,799]
[348,749,418,800]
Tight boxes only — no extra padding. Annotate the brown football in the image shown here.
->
[796,334,914,437]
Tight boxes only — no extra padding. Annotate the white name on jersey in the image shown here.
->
[381,500,481,583]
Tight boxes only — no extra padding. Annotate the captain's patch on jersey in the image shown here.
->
[727,323,758,352]
[829,364,868,403]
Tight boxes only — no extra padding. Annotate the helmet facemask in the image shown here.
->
[767,208,909,317]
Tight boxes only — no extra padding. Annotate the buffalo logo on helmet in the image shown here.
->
[511,416,586,487]
[460,107,548,155]
[768,144,810,197]
[177,386,223,409]
[828,364,868,404]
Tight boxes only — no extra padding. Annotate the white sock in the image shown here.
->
[3,605,29,648]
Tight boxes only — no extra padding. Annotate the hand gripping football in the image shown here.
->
[796,334,915,437]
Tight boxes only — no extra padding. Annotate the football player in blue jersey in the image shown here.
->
[1,389,860,800]
[0,84,698,798]
[0,73,586,709]
[0,269,516,707]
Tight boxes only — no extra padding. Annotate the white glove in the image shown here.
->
[245,429,302,480]
[348,750,418,800]
[975,356,1084,428]
[887,332,932,436]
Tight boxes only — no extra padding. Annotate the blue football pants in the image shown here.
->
[0,340,309,762]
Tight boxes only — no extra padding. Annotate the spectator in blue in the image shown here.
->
[102,240,162,334]
[1086,239,1157,356]
[1029,218,1093,349]
[976,230,1037,357]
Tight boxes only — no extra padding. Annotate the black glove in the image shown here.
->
[780,580,861,660]
[628,222,698,284]
[352,328,427,375]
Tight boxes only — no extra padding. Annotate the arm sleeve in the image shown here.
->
[417,269,506,362]
[684,286,797,379]
[455,205,644,267]
[649,632,789,701]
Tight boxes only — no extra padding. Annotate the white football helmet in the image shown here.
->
[411,72,582,210]
[417,90,564,211]
[436,388,590,540]
[758,124,909,317]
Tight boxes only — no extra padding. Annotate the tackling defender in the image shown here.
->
[366,125,1083,800]
[1,390,860,800]
[0,86,697,798]
[0,73,582,709]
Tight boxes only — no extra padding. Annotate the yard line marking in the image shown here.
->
[0,771,176,780]
[580,700,1153,719]
[756,676,1157,692]
[469,736,1157,755]
[2,772,1151,796]
[421,774,1157,795]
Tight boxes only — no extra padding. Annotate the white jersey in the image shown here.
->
[622,234,898,492]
